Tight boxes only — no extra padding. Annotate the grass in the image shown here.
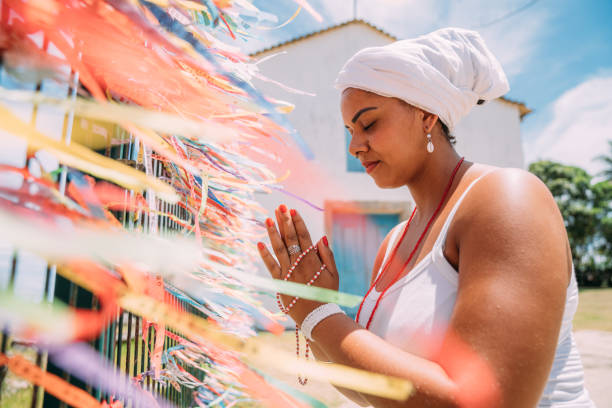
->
[0,386,32,408]
[0,345,37,408]
[573,287,612,331]
[117,338,148,375]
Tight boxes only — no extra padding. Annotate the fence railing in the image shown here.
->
[0,55,204,406]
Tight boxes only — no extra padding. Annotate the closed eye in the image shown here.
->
[364,121,376,131]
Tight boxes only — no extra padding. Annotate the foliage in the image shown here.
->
[529,160,612,287]
[595,140,612,181]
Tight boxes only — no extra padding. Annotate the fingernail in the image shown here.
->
[323,236,328,247]
[257,242,265,250]
[265,218,274,227]
[290,208,296,217]
[279,204,287,213]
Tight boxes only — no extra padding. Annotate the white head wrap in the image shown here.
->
[335,27,509,131]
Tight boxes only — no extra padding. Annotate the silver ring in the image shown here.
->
[287,244,301,256]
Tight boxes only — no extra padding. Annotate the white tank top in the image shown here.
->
[358,174,594,407]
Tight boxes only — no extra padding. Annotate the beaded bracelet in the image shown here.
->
[275,243,326,385]
[277,263,325,313]
[276,244,320,313]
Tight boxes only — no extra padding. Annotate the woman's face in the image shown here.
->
[341,88,426,188]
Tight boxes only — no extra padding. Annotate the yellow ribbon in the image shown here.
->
[0,104,179,203]
[119,293,412,401]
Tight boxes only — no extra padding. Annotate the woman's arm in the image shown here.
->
[443,169,570,406]
[309,170,569,407]
[309,226,399,407]
[309,341,370,406]
[260,170,569,407]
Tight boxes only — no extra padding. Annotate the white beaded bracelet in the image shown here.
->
[301,303,345,342]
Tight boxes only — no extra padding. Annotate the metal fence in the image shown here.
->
[0,50,204,407]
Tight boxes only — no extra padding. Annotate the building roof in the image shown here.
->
[249,19,397,57]
[498,96,532,119]
[250,19,531,119]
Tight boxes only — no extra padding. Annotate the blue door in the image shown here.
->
[331,212,399,317]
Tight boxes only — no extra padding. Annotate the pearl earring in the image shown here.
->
[426,133,434,153]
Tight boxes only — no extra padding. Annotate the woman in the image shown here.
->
[257,28,593,407]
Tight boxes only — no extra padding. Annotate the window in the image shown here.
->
[330,211,400,317]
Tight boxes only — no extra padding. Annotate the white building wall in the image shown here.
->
[251,22,525,244]
[454,100,525,167]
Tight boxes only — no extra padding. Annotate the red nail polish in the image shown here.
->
[265,218,274,227]
[279,204,287,213]
[323,236,328,247]
[257,242,265,250]
[290,209,296,217]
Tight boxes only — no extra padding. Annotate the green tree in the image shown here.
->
[528,161,602,285]
[592,141,612,285]
[596,140,612,180]
[590,180,612,286]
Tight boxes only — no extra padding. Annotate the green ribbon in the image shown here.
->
[228,270,363,307]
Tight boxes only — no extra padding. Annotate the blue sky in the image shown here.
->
[247,0,612,176]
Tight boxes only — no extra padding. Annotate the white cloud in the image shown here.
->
[315,0,349,21]
[446,0,550,78]
[249,0,548,79]
[357,0,442,37]
[245,0,351,53]
[524,75,612,175]
[354,0,548,79]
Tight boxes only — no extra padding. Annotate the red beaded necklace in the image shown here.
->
[356,157,465,330]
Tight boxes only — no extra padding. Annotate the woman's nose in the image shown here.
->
[348,130,368,158]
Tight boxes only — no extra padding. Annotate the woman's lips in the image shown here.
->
[364,161,380,174]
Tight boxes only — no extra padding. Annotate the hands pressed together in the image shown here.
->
[256,204,340,327]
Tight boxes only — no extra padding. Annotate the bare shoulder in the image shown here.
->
[454,167,565,242]
[464,167,558,216]
[451,165,571,290]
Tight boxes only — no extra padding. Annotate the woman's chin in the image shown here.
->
[372,174,404,189]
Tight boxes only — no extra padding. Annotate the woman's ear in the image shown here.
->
[422,111,439,134]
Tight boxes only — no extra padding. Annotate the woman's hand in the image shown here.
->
[257,204,339,326]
